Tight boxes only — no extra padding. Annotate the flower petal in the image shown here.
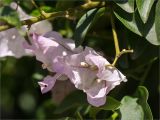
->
[98,67,127,82]
[87,95,106,107]
[44,31,83,53]
[38,73,61,94]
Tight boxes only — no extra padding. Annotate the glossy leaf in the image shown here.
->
[136,0,154,23]
[74,8,98,47]
[0,6,21,27]
[114,6,160,45]
[155,0,160,43]
[114,10,141,36]
[114,0,135,13]
[134,86,153,120]
[120,96,144,120]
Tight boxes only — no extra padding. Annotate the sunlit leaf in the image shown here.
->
[120,96,144,120]
[0,6,21,27]
[114,10,141,36]
[114,0,135,13]
[114,6,160,45]
[136,0,154,23]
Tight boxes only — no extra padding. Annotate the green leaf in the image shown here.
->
[1,0,12,5]
[74,8,98,47]
[31,6,55,17]
[0,6,21,27]
[99,96,121,110]
[54,90,87,114]
[136,0,154,23]
[114,10,141,36]
[155,0,160,43]
[114,5,160,45]
[114,0,135,13]
[120,96,144,120]
[134,86,153,120]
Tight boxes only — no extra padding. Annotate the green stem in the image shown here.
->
[76,111,83,120]
[0,1,105,32]
[110,12,120,56]
[110,10,133,66]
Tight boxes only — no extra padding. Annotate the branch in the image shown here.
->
[0,1,105,32]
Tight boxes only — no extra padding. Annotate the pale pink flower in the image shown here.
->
[23,32,82,93]
[24,31,126,107]
[53,47,127,107]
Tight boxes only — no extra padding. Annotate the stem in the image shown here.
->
[110,12,120,55]
[76,111,83,120]
[110,9,133,66]
[0,1,105,32]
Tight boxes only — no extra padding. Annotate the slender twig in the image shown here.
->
[0,1,105,32]
[110,11,120,56]
[110,9,133,66]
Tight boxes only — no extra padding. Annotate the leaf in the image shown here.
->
[1,0,12,5]
[120,96,144,120]
[114,5,160,45]
[134,86,153,120]
[54,90,87,114]
[74,8,98,47]
[155,0,160,43]
[136,0,154,23]
[31,6,55,17]
[114,10,141,36]
[0,6,21,27]
[114,0,135,13]
[99,96,121,110]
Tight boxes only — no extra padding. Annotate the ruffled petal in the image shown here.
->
[98,67,127,82]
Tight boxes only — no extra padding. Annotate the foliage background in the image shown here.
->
[0,0,159,119]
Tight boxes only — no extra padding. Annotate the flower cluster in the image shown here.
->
[24,31,127,107]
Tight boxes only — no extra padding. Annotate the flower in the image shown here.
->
[53,47,127,107]
[24,31,127,107]
[23,31,83,94]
